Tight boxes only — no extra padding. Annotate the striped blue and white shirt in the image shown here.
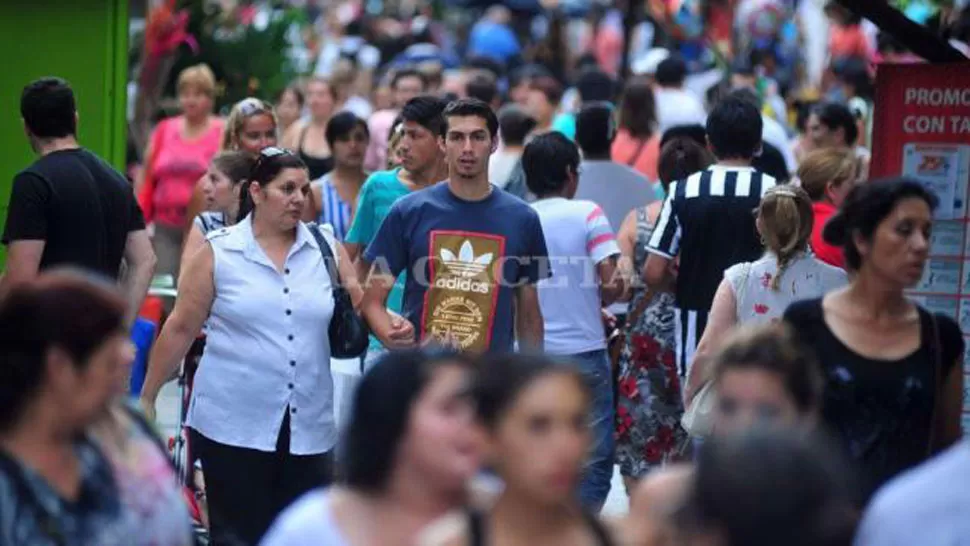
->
[315,175,353,242]
[647,165,776,375]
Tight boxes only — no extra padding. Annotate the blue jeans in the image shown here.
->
[570,349,615,511]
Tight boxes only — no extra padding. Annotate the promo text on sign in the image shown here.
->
[902,87,970,135]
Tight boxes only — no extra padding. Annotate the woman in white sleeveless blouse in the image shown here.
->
[141,148,378,545]
[685,185,847,402]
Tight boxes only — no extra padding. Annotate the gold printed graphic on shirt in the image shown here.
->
[423,231,505,353]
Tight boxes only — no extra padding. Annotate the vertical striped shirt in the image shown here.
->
[316,175,353,241]
[647,165,776,375]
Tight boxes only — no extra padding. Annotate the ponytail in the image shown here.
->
[237,179,256,221]
[758,185,814,291]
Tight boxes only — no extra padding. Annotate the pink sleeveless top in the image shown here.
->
[150,116,223,227]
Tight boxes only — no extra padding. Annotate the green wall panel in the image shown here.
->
[0,0,128,268]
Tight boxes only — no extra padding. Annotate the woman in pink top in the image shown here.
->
[611,77,660,182]
[138,64,223,280]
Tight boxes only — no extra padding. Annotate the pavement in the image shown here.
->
[154,358,630,516]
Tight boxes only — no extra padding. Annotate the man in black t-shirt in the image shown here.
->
[1,77,155,326]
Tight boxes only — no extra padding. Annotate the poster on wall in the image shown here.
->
[871,62,970,433]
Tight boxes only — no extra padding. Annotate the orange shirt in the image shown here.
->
[611,130,660,182]
[829,25,870,60]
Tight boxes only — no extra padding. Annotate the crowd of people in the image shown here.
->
[3,0,970,545]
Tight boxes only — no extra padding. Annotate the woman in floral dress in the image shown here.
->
[614,137,712,488]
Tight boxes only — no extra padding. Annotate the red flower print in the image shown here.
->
[644,439,662,463]
[661,350,675,368]
[753,303,770,315]
[618,376,639,400]
[760,272,772,288]
[616,405,633,438]
[632,335,662,367]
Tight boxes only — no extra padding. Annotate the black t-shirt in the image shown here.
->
[2,148,145,279]
[784,298,964,501]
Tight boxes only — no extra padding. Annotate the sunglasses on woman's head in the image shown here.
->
[252,146,295,175]
[237,97,271,117]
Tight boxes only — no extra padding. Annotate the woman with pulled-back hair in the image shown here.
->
[785,177,964,502]
[685,185,847,404]
[141,147,371,545]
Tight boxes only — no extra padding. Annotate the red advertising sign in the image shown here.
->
[871,63,970,179]
[871,62,970,432]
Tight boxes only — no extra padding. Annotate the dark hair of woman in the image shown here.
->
[343,349,476,493]
[711,322,823,414]
[473,353,589,430]
[823,177,939,271]
[324,111,370,150]
[210,150,256,186]
[0,270,126,432]
[237,147,308,220]
[679,429,858,546]
[278,84,305,108]
[618,76,657,139]
[656,137,714,191]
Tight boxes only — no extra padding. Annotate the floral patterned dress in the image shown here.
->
[615,207,688,479]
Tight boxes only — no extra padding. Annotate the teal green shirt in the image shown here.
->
[552,112,576,140]
[346,168,410,351]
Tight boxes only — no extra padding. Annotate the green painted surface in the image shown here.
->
[0,0,128,268]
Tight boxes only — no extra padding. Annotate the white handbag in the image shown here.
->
[681,381,717,437]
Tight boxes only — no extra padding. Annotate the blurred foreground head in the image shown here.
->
[678,429,858,546]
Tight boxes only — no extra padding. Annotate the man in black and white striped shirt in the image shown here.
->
[644,93,777,378]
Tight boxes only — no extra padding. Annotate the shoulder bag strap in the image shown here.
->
[625,206,660,330]
[735,262,752,319]
[468,510,485,546]
[308,222,340,287]
[927,310,942,457]
[626,138,649,168]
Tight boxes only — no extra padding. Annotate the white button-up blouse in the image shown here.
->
[186,216,336,455]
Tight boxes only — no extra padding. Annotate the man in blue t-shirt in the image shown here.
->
[362,99,550,353]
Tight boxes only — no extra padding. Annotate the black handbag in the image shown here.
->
[308,223,369,359]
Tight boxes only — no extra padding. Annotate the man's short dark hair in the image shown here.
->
[465,75,498,106]
[706,93,763,160]
[655,56,688,87]
[443,98,499,139]
[400,95,448,136]
[576,102,616,157]
[813,101,859,146]
[391,68,428,91]
[576,68,616,103]
[21,77,77,139]
[497,105,536,147]
[522,132,580,198]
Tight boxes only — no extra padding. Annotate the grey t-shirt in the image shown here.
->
[575,160,656,235]
[854,442,970,546]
